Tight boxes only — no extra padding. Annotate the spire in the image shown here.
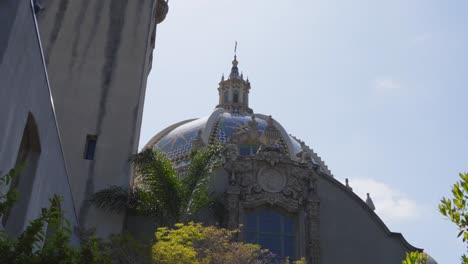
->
[216,43,253,114]
[230,41,240,79]
[230,56,239,79]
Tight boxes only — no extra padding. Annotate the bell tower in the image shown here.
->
[217,53,253,114]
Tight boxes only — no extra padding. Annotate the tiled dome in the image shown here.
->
[144,109,332,176]
[146,110,292,161]
[144,54,332,175]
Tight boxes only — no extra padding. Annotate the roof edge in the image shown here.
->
[320,173,423,252]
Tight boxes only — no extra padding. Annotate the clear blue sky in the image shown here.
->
[139,1,468,262]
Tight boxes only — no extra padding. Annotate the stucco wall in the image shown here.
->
[318,175,418,263]
[0,0,78,242]
[36,0,159,236]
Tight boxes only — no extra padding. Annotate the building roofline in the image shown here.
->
[319,172,423,252]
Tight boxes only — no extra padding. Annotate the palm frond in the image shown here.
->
[90,186,133,213]
[132,149,182,222]
[181,143,224,220]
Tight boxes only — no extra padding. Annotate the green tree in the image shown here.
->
[152,222,273,264]
[91,143,224,226]
[402,251,428,264]
[0,168,112,263]
[439,172,468,264]
[405,172,468,264]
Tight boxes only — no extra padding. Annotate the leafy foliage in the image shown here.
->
[439,173,468,263]
[0,168,113,263]
[402,251,428,264]
[152,222,274,264]
[0,166,21,216]
[108,233,151,264]
[92,143,225,226]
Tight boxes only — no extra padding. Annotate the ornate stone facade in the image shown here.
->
[223,145,321,263]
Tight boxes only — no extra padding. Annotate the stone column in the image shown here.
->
[306,176,321,264]
[226,184,240,229]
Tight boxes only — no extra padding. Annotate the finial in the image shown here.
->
[345,178,353,191]
[366,193,376,211]
[230,43,239,78]
[221,74,224,81]
[267,115,274,126]
[234,41,237,57]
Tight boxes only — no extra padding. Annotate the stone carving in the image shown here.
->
[223,155,321,263]
[256,147,284,166]
[257,168,286,193]
[235,162,308,212]
[306,175,321,264]
[296,142,319,170]
[226,185,240,229]
[231,115,261,145]
[261,115,280,147]
[223,143,238,162]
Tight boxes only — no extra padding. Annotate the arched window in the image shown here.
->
[243,93,248,105]
[2,113,41,236]
[224,91,228,103]
[244,207,297,260]
[233,90,239,103]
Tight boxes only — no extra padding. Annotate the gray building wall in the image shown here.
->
[318,175,419,263]
[0,0,78,242]
[35,0,162,236]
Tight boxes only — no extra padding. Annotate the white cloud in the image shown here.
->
[373,78,402,95]
[339,178,422,223]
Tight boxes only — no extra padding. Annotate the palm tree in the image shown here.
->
[91,143,224,226]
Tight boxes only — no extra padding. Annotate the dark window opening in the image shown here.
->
[233,91,239,103]
[2,113,41,236]
[84,135,97,160]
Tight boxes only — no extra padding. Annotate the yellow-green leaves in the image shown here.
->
[402,251,428,264]
[438,173,468,262]
[152,223,270,264]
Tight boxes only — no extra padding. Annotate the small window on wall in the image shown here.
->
[84,135,97,160]
[233,91,239,103]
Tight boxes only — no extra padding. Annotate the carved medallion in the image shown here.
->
[257,168,286,193]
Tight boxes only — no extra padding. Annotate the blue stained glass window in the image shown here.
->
[244,208,297,260]
[245,215,257,232]
[245,232,257,244]
[259,234,282,254]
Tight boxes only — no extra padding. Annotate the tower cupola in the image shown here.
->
[217,53,253,114]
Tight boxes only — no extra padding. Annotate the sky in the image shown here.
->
[139,1,468,262]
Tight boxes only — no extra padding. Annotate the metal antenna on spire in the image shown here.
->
[234,41,237,57]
